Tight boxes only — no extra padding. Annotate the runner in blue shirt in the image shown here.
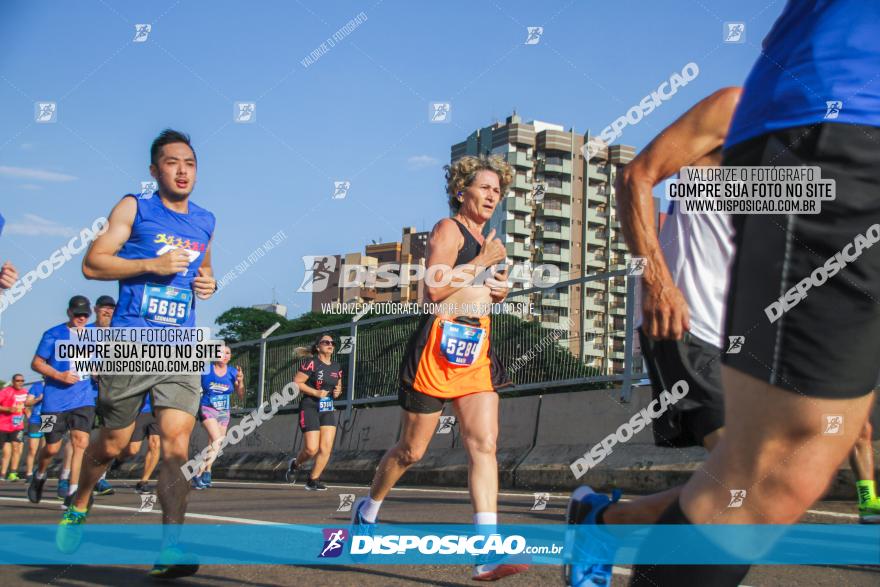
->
[59,130,217,580]
[24,379,45,484]
[192,345,244,489]
[27,296,96,507]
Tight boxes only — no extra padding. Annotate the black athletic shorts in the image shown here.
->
[723,123,880,398]
[42,406,96,444]
[130,412,159,442]
[639,328,725,448]
[398,386,446,414]
[299,397,337,432]
[0,430,24,443]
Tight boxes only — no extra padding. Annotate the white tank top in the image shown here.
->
[642,203,734,349]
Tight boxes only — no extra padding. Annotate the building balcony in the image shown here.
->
[538,202,571,220]
[505,240,531,260]
[538,223,571,241]
[543,159,572,176]
[537,247,571,265]
[512,175,532,192]
[508,151,532,169]
[545,181,572,197]
[505,218,531,238]
[507,195,532,214]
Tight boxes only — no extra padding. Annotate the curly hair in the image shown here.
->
[444,155,513,212]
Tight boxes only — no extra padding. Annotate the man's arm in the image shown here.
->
[615,87,741,340]
[82,196,190,281]
[31,355,79,385]
[192,240,216,300]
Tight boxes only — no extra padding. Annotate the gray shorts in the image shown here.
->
[97,373,201,429]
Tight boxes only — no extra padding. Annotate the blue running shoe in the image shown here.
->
[94,478,115,496]
[191,475,206,491]
[56,479,69,500]
[563,486,622,587]
[201,472,212,488]
[350,496,376,562]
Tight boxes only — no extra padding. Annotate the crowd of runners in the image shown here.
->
[0,1,878,585]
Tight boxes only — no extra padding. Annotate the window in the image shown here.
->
[546,155,564,165]
[545,220,561,232]
[544,242,561,254]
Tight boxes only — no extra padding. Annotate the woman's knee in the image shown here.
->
[463,432,497,457]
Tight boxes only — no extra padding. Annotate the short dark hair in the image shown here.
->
[12,373,24,381]
[150,129,196,166]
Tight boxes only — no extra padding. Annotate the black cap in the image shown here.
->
[95,295,116,308]
[68,295,92,315]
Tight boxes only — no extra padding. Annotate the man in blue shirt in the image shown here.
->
[629,3,880,585]
[59,130,217,580]
[27,296,96,507]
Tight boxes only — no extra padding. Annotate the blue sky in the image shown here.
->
[0,0,781,379]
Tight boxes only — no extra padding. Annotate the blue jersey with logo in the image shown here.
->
[200,365,237,410]
[35,323,96,413]
[27,381,44,425]
[726,0,880,148]
[112,194,215,328]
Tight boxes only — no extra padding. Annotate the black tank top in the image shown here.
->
[451,218,482,266]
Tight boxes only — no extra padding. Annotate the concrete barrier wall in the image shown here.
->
[104,386,880,500]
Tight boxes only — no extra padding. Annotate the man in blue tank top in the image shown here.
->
[58,130,217,579]
[629,3,880,586]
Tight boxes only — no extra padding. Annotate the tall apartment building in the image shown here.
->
[451,113,636,373]
[310,227,429,313]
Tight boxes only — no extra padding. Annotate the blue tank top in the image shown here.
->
[200,365,237,410]
[726,0,880,148]
[112,194,215,328]
[27,381,44,424]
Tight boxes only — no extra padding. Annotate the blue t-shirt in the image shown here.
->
[112,194,215,328]
[200,365,237,411]
[35,322,97,413]
[727,0,880,148]
[27,381,44,425]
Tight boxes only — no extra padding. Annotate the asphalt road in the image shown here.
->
[1,478,878,586]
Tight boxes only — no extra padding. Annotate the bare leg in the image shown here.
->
[604,427,725,524]
[0,442,10,476]
[198,418,226,474]
[295,431,319,466]
[368,409,441,501]
[72,425,135,509]
[9,440,23,474]
[25,436,42,476]
[67,429,91,490]
[681,367,874,525]
[155,407,195,526]
[849,420,874,481]
[310,426,337,480]
[453,392,499,515]
[142,435,161,482]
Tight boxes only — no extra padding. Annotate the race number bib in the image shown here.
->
[210,394,230,411]
[140,284,192,326]
[318,397,334,413]
[12,414,24,427]
[439,321,485,366]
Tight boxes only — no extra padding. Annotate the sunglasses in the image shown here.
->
[319,340,334,346]
[73,313,90,318]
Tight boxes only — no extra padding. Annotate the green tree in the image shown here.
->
[214,307,290,343]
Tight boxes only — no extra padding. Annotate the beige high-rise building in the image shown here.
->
[451,113,636,373]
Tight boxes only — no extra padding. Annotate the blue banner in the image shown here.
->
[0,524,877,565]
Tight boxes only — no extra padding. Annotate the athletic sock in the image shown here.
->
[68,484,78,496]
[473,512,497,527]
[35,471,46,480]
[629,498,751,587]
[99,472,107,481]
[360,497,382,523]
[856,480,877,506]
[60,469,70,481]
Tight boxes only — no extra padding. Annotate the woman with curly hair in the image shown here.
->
[351,155,527,581]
